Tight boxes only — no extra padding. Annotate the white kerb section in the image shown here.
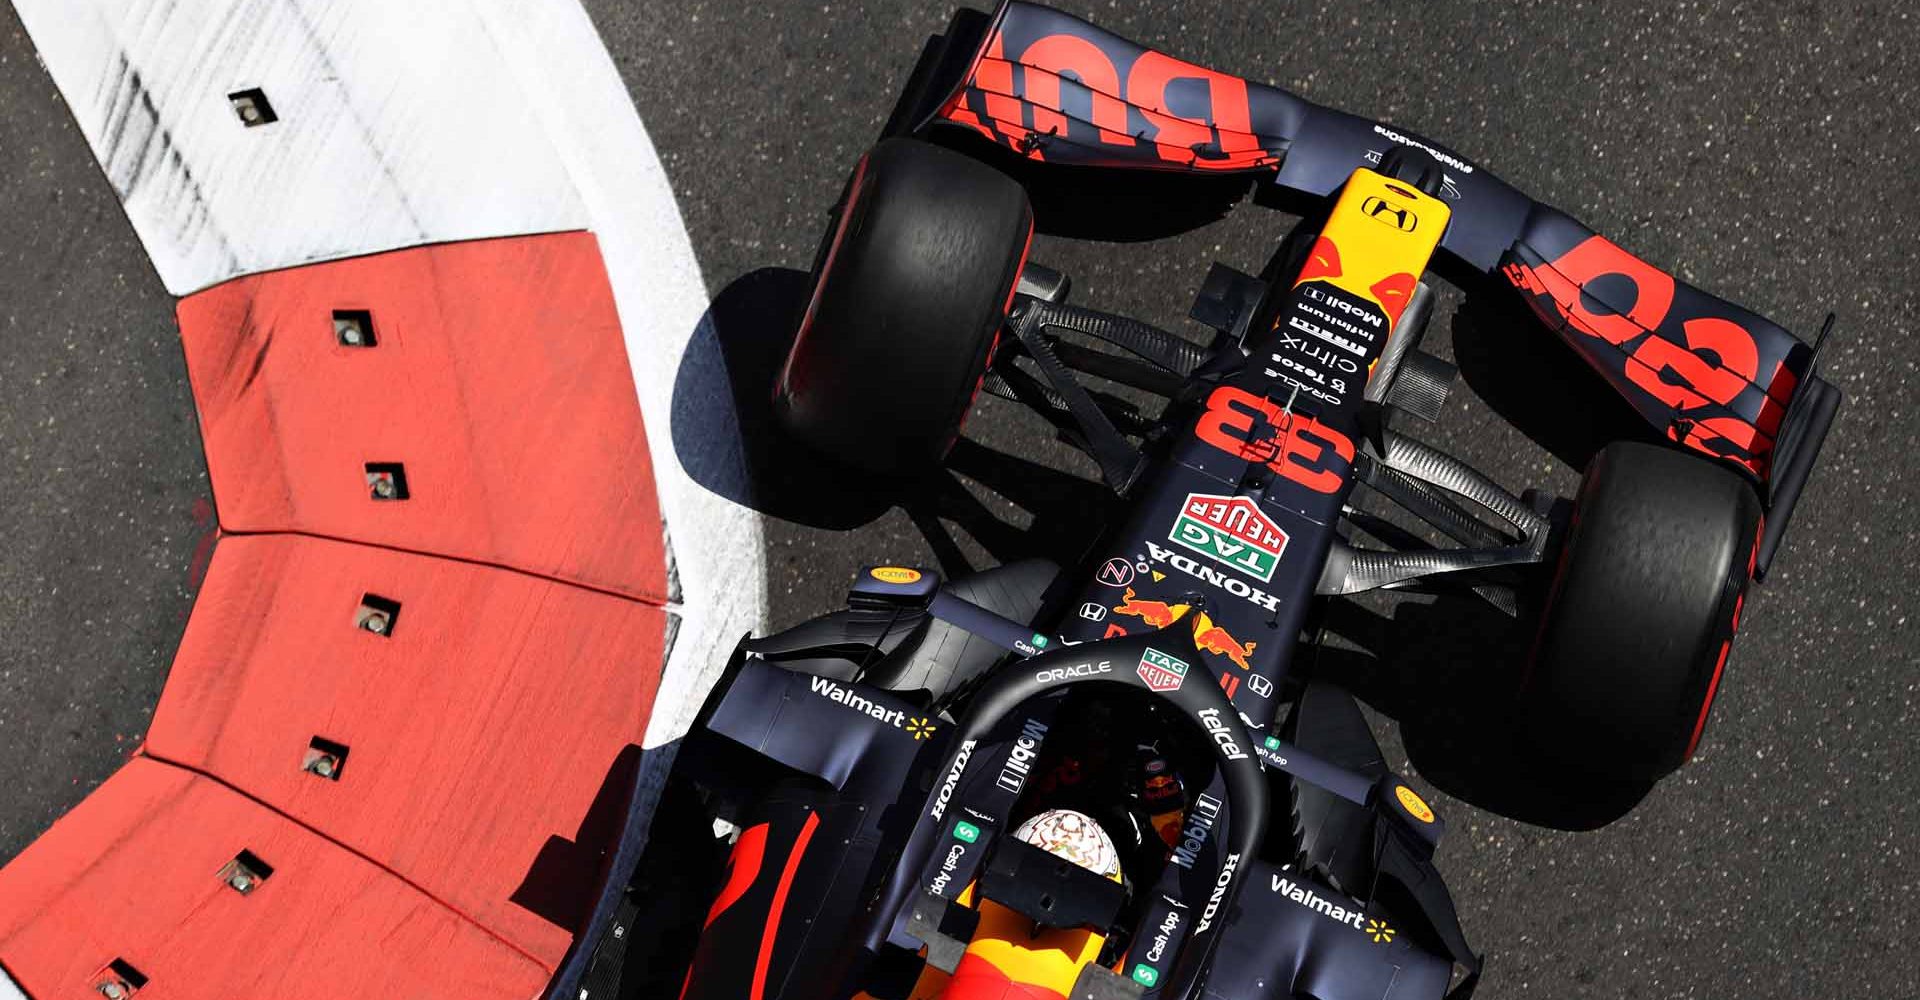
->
[9,0,768,750]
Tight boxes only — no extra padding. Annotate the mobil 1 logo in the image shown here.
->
[1267,282,1388,410]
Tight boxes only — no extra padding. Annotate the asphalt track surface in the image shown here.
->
[2,2,1916,998]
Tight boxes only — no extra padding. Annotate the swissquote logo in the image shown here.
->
[1169,493,1288,583]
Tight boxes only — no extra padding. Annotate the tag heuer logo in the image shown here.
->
[1137,647,1190,692]
[1169,493,1288,583]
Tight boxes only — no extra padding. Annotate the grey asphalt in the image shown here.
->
[0,11,211,867]
[4,2,1917,998]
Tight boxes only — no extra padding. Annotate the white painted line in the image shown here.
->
[8,0,768,747]
[0,967,23,1000]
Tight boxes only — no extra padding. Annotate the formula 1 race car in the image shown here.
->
[659,3,1841,999]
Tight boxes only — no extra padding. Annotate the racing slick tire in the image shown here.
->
[774,138,1032,477]
[1522,441,1762,782]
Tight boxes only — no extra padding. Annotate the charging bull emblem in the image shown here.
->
[1191,613,1256,671]
[1115,587,1190,628]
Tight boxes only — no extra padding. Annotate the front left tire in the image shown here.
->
[774,138,1032,477]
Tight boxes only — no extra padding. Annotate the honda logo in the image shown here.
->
[1362,196,1417,232]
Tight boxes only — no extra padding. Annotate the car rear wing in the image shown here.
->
[897,1,1837,573]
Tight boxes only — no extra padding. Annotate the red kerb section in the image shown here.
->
[175,232,667,602]
[0,233,672,996]
[0,760,550,1000]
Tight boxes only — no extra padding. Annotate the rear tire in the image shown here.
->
[1522,442,1761,782]
[775,138,1032,477]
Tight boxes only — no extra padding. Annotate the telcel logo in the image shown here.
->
[1197,707,1247,761]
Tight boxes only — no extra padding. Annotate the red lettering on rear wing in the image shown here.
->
[922,1,1821,482]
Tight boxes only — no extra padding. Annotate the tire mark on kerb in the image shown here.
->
[95,50,240,272]
[86,0,241,275]
[84,0,437,278]
[281,0,429,237]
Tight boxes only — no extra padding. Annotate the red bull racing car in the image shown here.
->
[653,3,1841,998]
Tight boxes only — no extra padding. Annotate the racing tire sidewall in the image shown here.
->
[1521,441,1762,782]
[774,138,1032,477]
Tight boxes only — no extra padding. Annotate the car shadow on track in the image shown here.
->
[1450,281,1656,472]
[1316,592,1656,832]
[938,132,1258,243]
[672,266,1118,574]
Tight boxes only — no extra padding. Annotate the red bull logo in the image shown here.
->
[1191,612,1256,671]
[1114,587,1189,628]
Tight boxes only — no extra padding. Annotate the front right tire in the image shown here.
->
[1522,442,1762,782]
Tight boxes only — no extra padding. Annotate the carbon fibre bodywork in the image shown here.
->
[924,1,1822,487]
[667,4,1839,1000]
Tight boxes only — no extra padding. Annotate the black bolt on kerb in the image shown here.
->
[333,309,376,347]
[227,87,277,127]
